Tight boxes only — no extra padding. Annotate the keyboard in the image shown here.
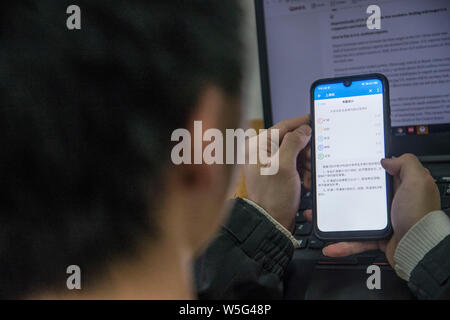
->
[294,174,450,266]
[435,176,450,210]
[285,170,450,299]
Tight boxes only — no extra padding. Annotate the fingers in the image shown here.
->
[304,147,311,168]
[298,145,312,189]
[298,146,311,171]
[381,154,424,181]
[303,209,312,222]
[271,114,310,139]
[322,241,380,257]
[302,170,312,190]
[278,125,312,171]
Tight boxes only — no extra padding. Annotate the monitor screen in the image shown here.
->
[260,0,450,141]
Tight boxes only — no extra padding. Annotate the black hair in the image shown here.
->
[0,0,243,298]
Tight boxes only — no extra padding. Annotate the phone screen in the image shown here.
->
[313,79,389,233]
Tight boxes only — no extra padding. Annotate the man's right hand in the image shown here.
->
[322,154,441,267]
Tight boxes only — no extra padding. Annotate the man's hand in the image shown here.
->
[244,115,312,232]
[320,154,441,266]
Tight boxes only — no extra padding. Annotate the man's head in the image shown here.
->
[0,0,243,298]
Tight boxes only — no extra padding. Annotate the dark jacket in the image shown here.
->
[195,198,450,300]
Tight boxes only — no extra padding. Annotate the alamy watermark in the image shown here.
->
[66,5,81,30]
[66,265,82,290]
[366,265,381,290]
[367,5,381,30]
[171,121,280,176]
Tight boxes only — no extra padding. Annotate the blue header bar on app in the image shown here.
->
[314,79,383,100]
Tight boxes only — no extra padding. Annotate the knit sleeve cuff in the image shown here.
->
[394,210,450,281]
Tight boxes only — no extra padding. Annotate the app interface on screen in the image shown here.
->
[314,79,388,232]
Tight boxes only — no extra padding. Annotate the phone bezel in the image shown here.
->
[311,73,393,241]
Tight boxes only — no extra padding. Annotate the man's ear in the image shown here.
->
[162,86,240,255]
[180,86,228,190]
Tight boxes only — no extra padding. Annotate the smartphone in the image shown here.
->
[311,74,392,241]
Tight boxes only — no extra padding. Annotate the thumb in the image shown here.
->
[278,125,311,170]
[381,154,423,180]
[381,157,401,177]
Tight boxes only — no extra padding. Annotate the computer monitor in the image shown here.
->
[255,0,450,157]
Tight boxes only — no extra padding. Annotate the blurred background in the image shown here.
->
[242,0,264,121]
[231,1,265,198]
